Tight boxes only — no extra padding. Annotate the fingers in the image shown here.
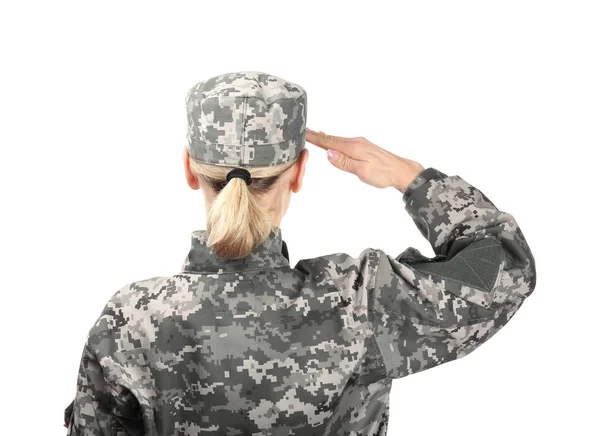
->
[326,148,366,175]
[305,128,359,155]
[305,127,371,177]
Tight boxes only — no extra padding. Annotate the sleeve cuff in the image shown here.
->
[402,167,448,202]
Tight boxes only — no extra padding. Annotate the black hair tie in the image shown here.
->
[226,167,252,186]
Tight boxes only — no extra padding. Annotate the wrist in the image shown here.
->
[393,161,426,192]
[400,166,450,201]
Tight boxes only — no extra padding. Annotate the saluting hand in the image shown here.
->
[305,128,425,192]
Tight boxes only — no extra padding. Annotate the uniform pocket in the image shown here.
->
[409,236,504,309]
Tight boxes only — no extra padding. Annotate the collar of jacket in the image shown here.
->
[180,226,290,274]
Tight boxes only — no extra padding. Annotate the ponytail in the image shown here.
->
[187,155,297,259]
[205,176,273,259]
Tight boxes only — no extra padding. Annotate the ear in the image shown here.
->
[291,148,309,193]
[183,146,201,190]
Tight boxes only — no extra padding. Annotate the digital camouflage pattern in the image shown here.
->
[64,167,537,435]
[185,71,307,167]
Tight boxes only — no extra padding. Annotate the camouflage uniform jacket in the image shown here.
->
[64,167,537,435]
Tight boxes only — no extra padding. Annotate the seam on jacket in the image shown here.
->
[376,302,513,328]
[370,249,393,379]
[320,262,383,381]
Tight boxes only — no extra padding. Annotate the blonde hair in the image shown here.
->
[187,154,298,259]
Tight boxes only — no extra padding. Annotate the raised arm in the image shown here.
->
[305,129,537,380]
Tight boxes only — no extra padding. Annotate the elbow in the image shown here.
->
[519,235,537,298]
[513,248,537,301]
[499,228,537,298]
[525,253,537,297]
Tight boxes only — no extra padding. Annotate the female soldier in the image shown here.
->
[64,71,536,435]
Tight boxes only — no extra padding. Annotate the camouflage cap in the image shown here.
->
[185,71,307,167]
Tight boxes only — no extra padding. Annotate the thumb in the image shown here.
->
[326,148,359,174]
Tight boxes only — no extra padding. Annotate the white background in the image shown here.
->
[1,1,598,434]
